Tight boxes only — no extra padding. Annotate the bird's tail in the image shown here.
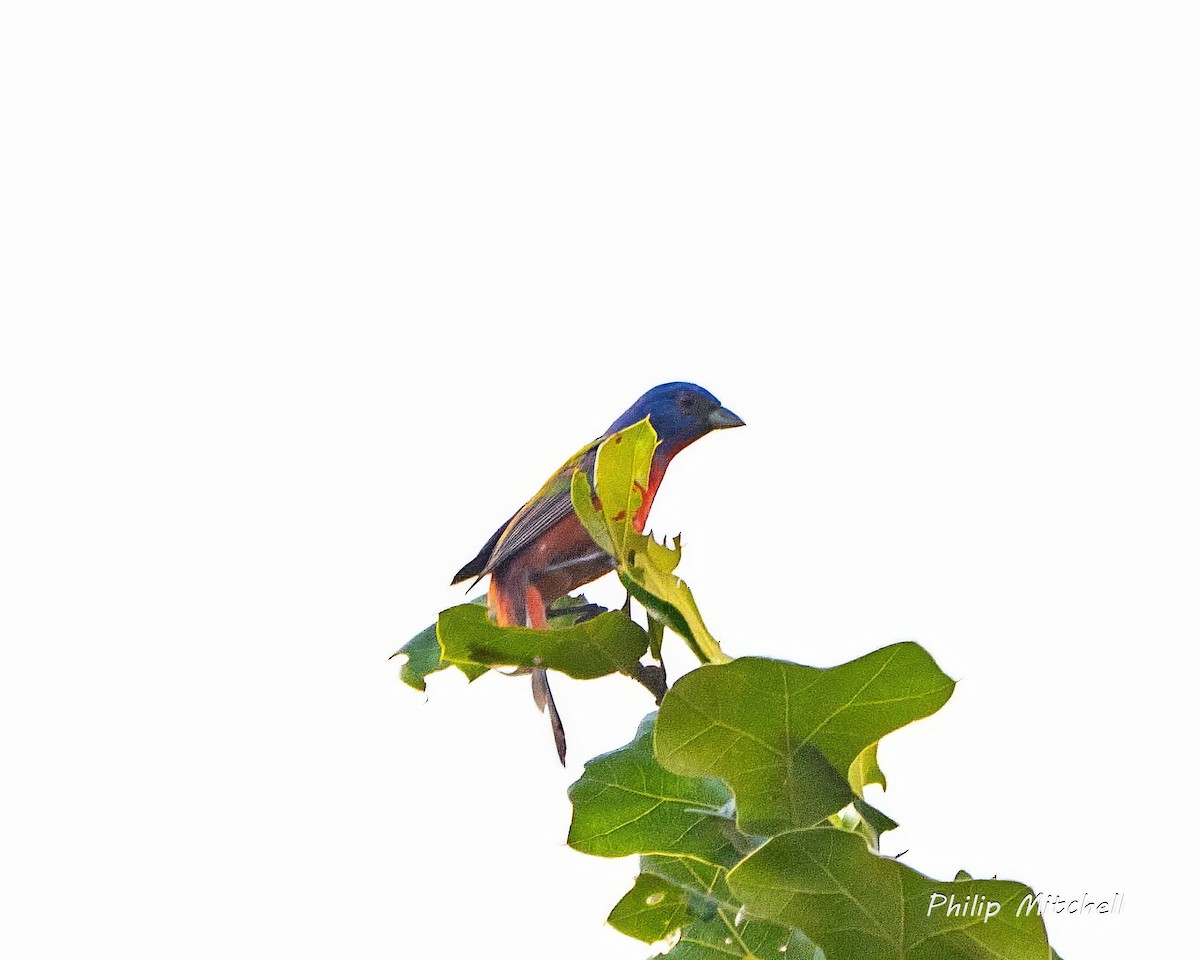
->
[531,666,567,766]
[489,575,568,766]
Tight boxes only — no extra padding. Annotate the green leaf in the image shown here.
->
[668,915,824,960]
[654,647,954,836]
[437,602,649,680]
[546,592,610,627]
[643,854,735,911]
[611,861,826,960]
[607,872,692,946]
[824,797,899,852]
[394,593,612,692]
[849,797,899,850]
[569,714,823,959]
[621,536,730,666]
[392,597,489,691]
[570,418,730,665]
[727,828,1053,960]
[648,614,665,664]
[567,713,737,863]
[848,742,887,795]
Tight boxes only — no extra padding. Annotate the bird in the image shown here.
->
[451,382,744,764]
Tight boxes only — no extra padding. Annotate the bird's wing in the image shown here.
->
[451,439,601,585]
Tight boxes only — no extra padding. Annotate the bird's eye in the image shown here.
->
[678,393,697,413]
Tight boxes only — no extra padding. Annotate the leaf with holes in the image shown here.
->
[609,858,826,960]
[392,596,489,691]
[571,418,729,665]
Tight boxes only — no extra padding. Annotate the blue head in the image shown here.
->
[606,382,744,453]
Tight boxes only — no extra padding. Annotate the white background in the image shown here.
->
[2,3,1197,958]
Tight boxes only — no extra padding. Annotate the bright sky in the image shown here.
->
[3,4,1197,959]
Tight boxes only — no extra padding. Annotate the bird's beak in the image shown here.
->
[708,406,745,429]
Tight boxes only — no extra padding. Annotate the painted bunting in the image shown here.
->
[452,382,744,763]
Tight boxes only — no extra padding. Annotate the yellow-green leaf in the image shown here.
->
[571,418,730,665]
